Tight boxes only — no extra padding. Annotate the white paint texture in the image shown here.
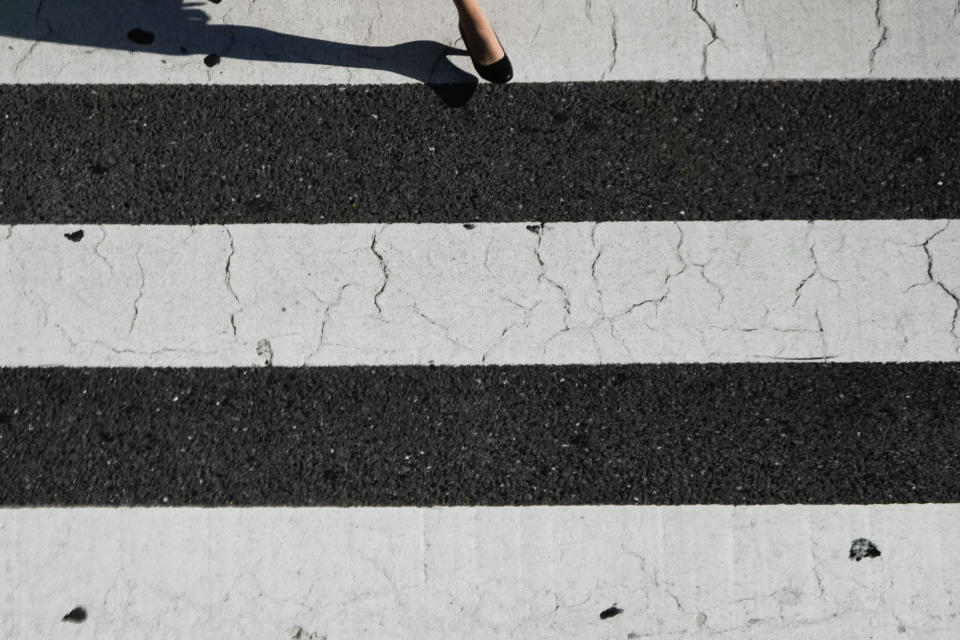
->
[2,0,959,84]
[2,221,959,366]
[1,505,958,639]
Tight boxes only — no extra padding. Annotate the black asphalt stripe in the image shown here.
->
[0,81,958,225]
[1,363,957,506]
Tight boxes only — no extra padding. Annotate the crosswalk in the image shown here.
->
[3,221,958,366]
[5,505,957,638]
[2,1,960,638]
[4,0,960,83]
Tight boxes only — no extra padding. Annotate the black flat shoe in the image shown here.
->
[458,22,513,84]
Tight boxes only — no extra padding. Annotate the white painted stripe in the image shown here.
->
[1,505,956,639]
[2,0,959,84]
[3,221,958,366]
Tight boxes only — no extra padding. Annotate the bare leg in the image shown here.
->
[452,0,505,65]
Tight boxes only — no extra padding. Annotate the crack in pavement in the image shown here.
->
[223,226,241,336]
[907,222,960,352]
[370,224,390,316]
[793,222,841,307]
[869,0,889,74]
[602,7,619,80]
[412,303,474,352]
[305,282,353,363]
[365,0,384,45]
[92,225,114,273]
[763,30,775,71]
[128,243,145,335]
[814,308,832,359]
[691,0,720,79]
[482,298,542,363]
[533,224,572,331]
[589,222,604,314]
[13,41,42,77]
[674,226,726,308]
[595,226,687,326]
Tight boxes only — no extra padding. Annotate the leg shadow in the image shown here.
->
[1,0,480,105]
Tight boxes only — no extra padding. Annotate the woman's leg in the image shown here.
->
[452,0,505,65]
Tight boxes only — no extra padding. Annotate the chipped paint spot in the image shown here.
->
[62,606,87,623]
[849,538,881,561]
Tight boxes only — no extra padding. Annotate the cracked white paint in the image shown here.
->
[691,0,721,79]
[1,505,958,638]
[698,0,960,79]
[1,0,959,83]
[2,221,959,366]
[869,0,891,74]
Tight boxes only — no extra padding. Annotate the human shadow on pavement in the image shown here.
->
[1,0,479,106]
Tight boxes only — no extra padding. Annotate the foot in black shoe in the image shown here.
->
[458,22,513,84]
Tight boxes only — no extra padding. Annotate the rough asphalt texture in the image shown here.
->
[2,363,957,506]
[1,81,958,224]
